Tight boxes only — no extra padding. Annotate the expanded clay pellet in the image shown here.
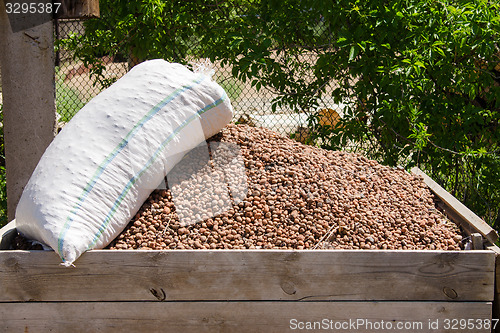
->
[107,124,462,251]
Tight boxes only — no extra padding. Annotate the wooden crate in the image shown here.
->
[0,168,498,333]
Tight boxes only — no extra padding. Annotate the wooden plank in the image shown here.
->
[0,1,56,220]
[495,256,500,333]
[485,243,500,294]
[472,233,485,250]
[411,167,498,244]
[57,0,100,19]
[0,250,494,302]
[435,199,477,236]
[485,242,500,331]
[0,301,492,333]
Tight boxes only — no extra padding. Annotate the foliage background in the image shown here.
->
[4,0,499,230]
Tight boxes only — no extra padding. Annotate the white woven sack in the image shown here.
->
[15,59,233,266]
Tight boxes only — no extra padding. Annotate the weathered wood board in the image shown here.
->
[0,250,494,302]
[411,168,500,329]
[411,167,498,243]
[486,243,500,332]
[0,301,492,333]
[57,0,100,19]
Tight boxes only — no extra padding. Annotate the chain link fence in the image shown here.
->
[55,19,344,141]
[55,19,128,125]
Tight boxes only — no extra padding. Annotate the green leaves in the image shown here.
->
[62,0,500,227]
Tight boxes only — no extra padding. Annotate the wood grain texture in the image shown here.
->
[0,301,492,333]
[0,220,16,250]
[495,256,500,333]
[472,233,485,250]
[0,250,494,302]
[411,167,498,243]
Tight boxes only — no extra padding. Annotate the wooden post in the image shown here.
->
[485,243,500,333]
[0,0,56,220]
[57,0,100,19]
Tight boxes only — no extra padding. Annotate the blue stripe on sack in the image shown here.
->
[85,92,228,250]
[58,76,206,261]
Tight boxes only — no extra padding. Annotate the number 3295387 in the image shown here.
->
[5,2,61,14]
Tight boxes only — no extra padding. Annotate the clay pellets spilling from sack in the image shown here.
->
[108,124,463,251]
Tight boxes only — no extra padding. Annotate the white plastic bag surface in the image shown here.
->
[15,59,233,266]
